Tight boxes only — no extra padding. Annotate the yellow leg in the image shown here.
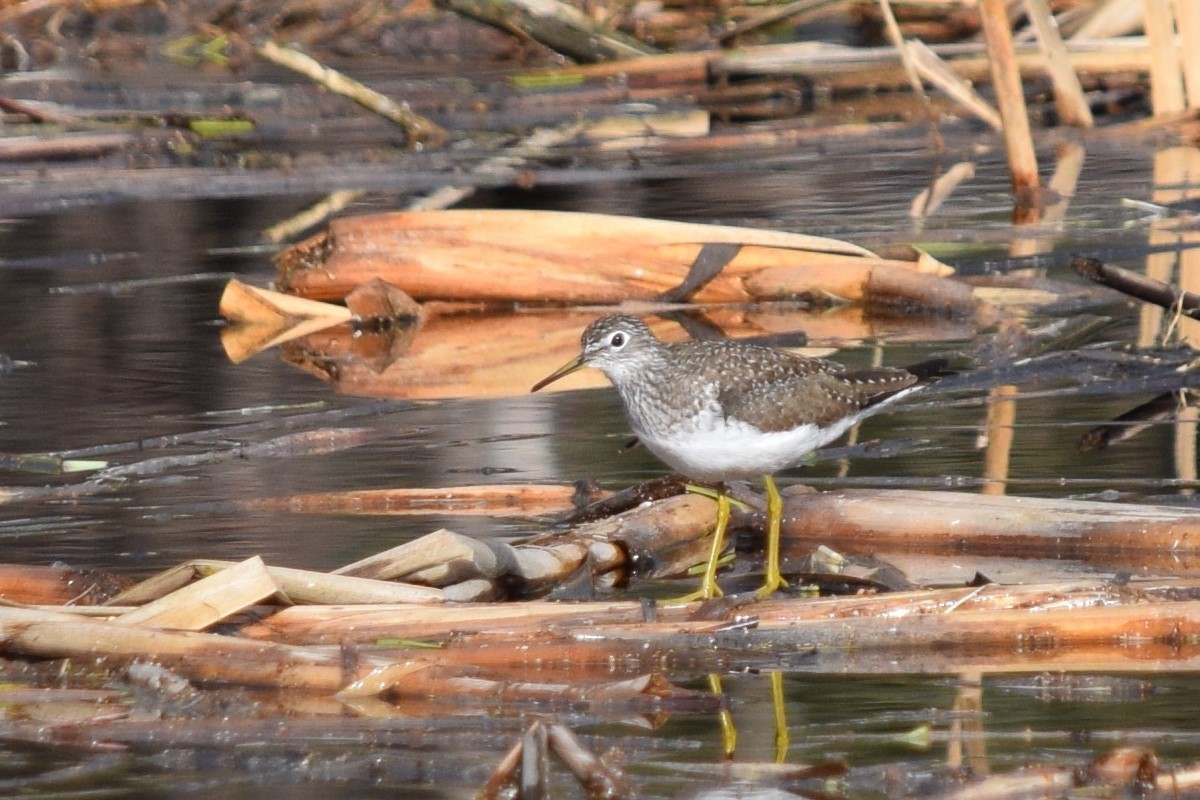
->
[669,489,730,603]
[697,491,730,599]
[756,474,789,598]
[770,670,790,763]
[708,673,737,758]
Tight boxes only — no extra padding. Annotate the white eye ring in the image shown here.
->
[609,331,627,349]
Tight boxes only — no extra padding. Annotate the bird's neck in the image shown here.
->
[603,349,700,436]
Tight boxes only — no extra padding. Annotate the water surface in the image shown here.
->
[2,136,1199,797]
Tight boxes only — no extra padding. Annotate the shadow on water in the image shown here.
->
[3,138,1200,797]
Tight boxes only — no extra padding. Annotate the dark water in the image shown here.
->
[3,137,1200,797]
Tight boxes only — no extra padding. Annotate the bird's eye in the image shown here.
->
[609,332,626,349]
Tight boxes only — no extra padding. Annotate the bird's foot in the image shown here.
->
[661,485,735,606]
[663,576,724,606]
[755,570,789,599]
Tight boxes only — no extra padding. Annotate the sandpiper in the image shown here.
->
[532,314,940,599]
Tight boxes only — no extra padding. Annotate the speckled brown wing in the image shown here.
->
[713,351,919,433]
[681,344,848,432]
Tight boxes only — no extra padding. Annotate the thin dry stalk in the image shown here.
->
[115,556,278,630]
[256,41,448,147]
[407,120,588,211]
[436,0,656,62]
[979,0,1040,203]
[715,0,842,43]
[218,279,353,363]
[219,279,352,324]
[545,723,637,799]
[193,560,444,604]
[911,162,977,217]
[0,133,135,160]
[1176,0,1200,107]
[1143,0,1187,115]
[263,190,365,244]
[1070,0,1144,38]
[106,563,202,606]
[711,36,1153,90]
[335,528,517,583]
[876,0,926,100]
[1024,0,1094,127]
[904,41,1003,130]
[980,384,1018,495]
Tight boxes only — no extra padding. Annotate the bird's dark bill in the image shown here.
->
[530,355,587,392]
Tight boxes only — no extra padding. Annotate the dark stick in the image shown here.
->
[1071,255,1200,319]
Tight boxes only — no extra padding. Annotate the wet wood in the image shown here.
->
[11,558,1200,694]
[274,209,952,305]
[780,488,1200,557]
[240,579,1200,645]
[1079,392,1185,454]
[252,484,605,518]
[0,564,132,606]
[12,400,406,463]
[224,583,1200,679]
[325,494,715,589]
[93,428,381,480]
[435,590,1200,675]
[242,599,662,643]
[0,604,428,693]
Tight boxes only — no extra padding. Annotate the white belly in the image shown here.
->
[636,414,861,482]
